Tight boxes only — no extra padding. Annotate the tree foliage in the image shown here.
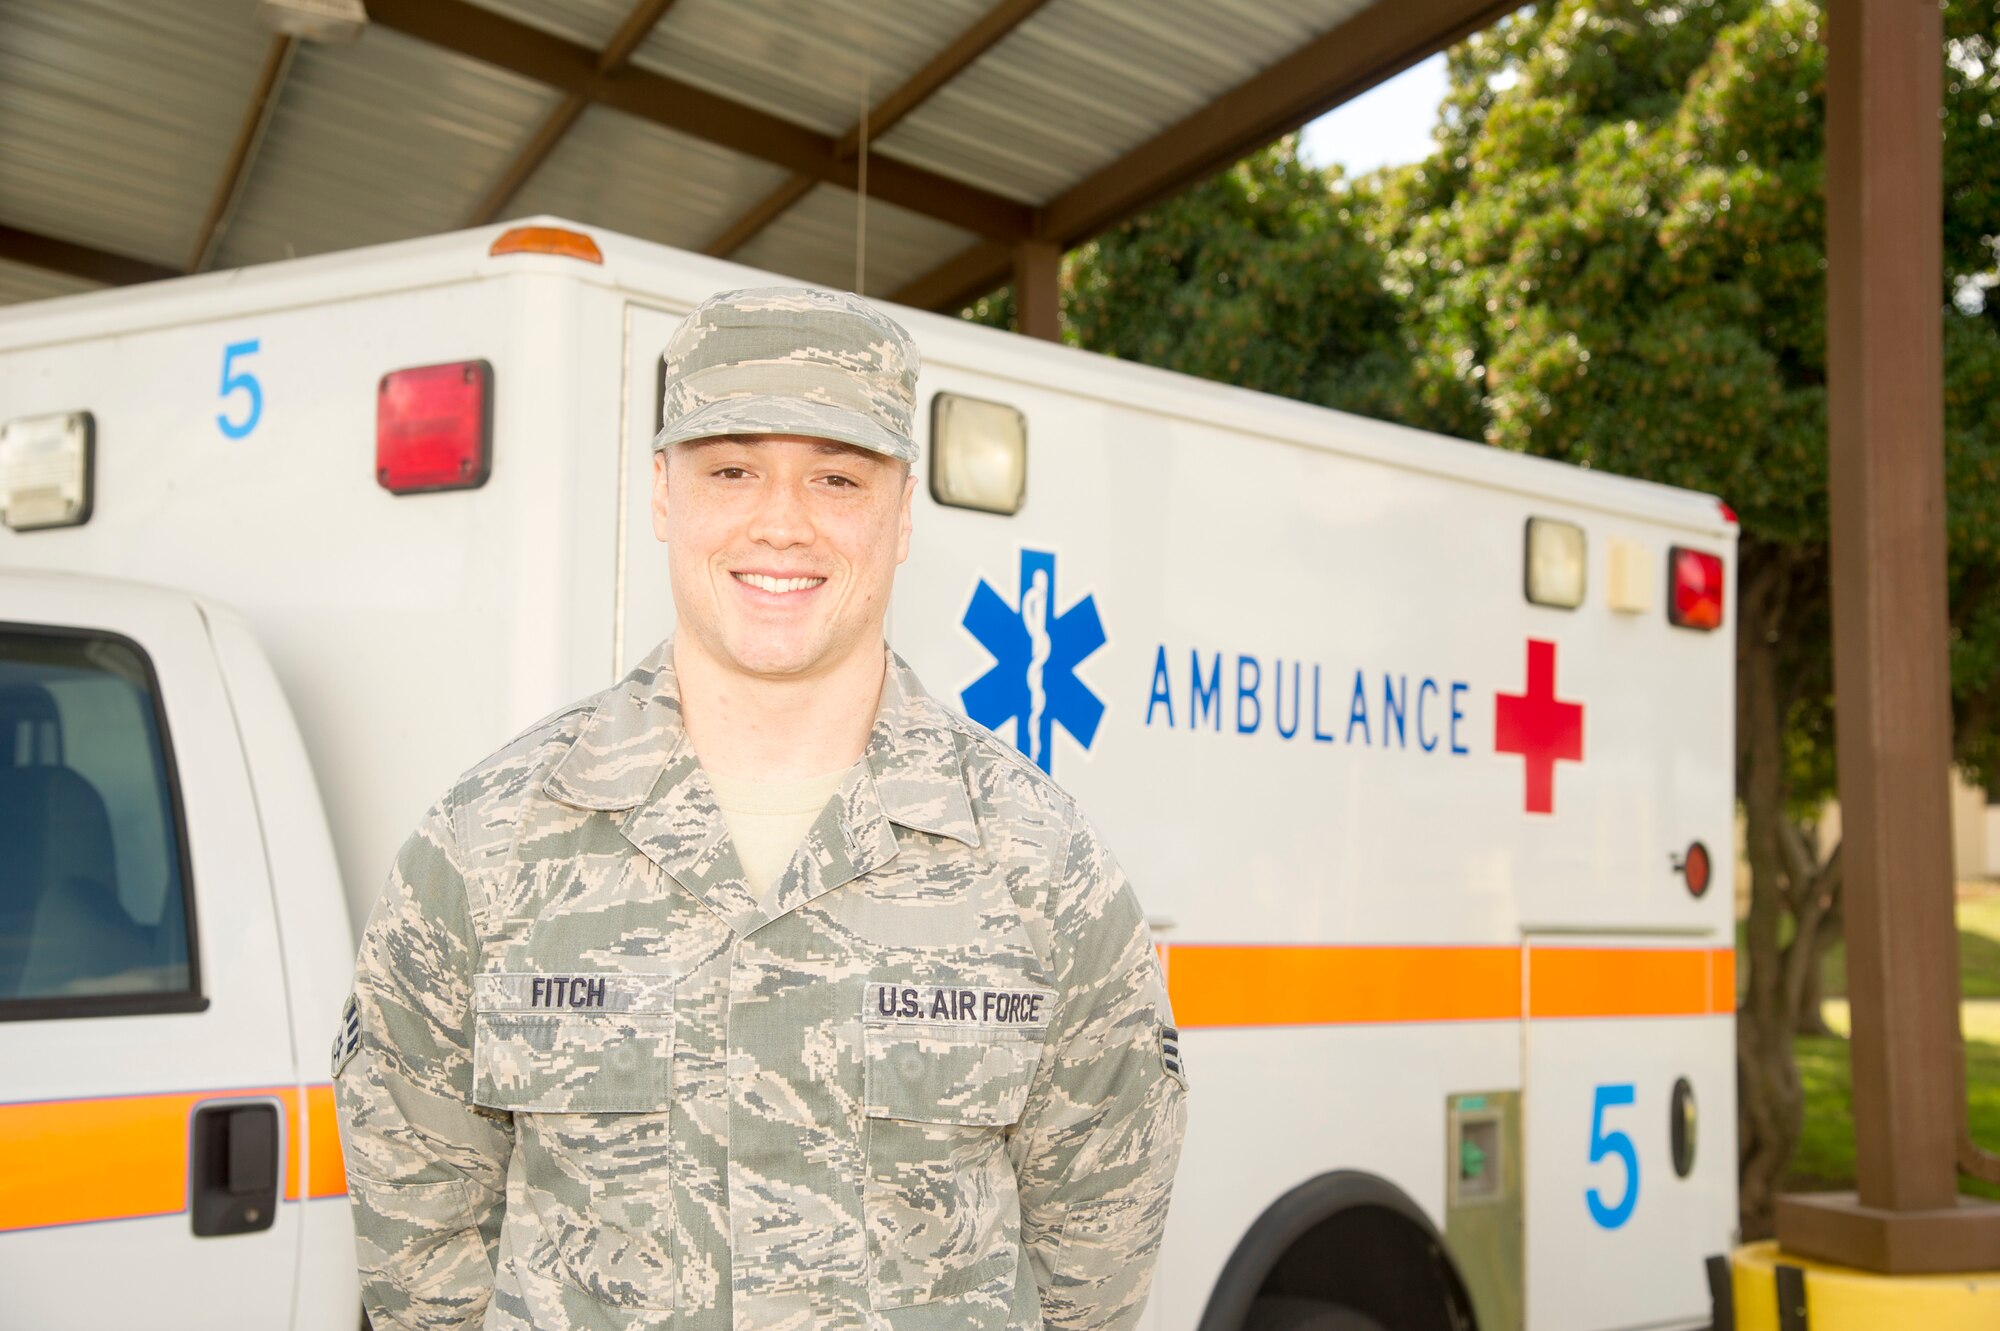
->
[1062,141,1410,422]
[1376,2,1831,549]
[982,0,2000,1234]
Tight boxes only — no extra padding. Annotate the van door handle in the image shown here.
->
[190,1102,279,1236]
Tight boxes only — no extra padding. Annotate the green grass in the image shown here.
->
[1775,885,2000,1198]
[1965,893,2000,954]
[1788,1035,2000,1202]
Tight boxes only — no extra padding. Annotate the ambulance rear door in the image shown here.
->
[620,301,692,664]
[0,572,302,1329]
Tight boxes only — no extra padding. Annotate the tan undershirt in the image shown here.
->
[706,768,849,913]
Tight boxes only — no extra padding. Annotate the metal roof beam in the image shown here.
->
[190,34,298,274]
[597,0,684,69]
[0,225,176,287]
[895,0,1517,311]
[1042,0,1516,242]
[703,175,817,259]
[467,0,681,227]
[366,0,1033,242]
[470,95,589,227]
[890,239,1013,312]
[707,0,1053,259]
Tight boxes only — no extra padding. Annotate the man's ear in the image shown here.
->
[650,449,672,543]
[895,470,916,565]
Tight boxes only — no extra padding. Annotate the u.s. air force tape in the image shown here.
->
[866,981,1055,1029]
[472,972,675,1014]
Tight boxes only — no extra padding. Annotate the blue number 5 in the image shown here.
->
[1586,1083,1639,1228]
[217,340,262,438]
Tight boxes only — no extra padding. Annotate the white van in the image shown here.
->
[0,219,1738,1331]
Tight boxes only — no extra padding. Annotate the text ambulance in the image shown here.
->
[0,220,1737,1331]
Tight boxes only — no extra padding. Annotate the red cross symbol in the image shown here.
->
[1495,639,1584,814]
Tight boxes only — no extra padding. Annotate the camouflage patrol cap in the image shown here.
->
[652,285,920,464]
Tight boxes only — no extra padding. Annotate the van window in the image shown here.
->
[0,628,199,1015]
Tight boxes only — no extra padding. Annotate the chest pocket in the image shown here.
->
[472,971,677,1313]
[861,982,1053,1311]
[472,971,675,1111]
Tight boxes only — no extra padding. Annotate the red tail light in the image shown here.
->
[1668,546,1725,630]
[377,360,492,495]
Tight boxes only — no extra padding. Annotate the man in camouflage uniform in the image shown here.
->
[334,286,1186,1331]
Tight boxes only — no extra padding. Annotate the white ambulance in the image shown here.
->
[0,220,1739,1331]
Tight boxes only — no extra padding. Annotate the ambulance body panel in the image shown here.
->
[0,266,623,928]
[0,221,1736,1329]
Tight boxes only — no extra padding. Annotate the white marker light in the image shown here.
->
[930,393,1027,516]
[1,411,94,532]
[1524,516,1586,609]
[1606,537,1651,613]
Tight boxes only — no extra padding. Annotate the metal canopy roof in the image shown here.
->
[0,0,1510,312]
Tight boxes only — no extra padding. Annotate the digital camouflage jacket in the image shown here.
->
[334,642,1186,1331]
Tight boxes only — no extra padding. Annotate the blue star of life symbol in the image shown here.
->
[961,549,1106,773]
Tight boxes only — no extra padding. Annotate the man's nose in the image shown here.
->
[747,477,814,547]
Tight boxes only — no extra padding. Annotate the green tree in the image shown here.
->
[981,0,2000,1235]
[1064,140,1410,420]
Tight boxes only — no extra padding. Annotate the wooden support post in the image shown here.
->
[1773,0,2000,1273]
[1012,240,1061,342]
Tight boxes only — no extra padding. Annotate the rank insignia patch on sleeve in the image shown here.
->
[1160,1024,1185,1089]
[331,992,361,1078]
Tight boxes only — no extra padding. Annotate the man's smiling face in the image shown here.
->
[653,434,915,683]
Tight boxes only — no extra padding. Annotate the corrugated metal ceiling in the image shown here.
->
[731,185,981,295]
[632,0,989,138]
[0,257,96,308]
[506,106,794,255]
[0,0,1391,308]
[0,0,270,270]
[877,0,1373,201]
[218,25,561,268]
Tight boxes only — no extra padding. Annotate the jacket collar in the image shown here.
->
[542,641,979,934]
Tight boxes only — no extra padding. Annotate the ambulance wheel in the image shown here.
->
[1242,1296,1387,1331]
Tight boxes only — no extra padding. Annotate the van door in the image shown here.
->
[1521,933,1737,1331]
[0,576,300,1329]
[619,303,689,672]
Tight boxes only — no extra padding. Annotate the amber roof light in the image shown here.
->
[488,226,603,264]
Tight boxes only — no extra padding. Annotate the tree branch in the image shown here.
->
[1777,814,1817,909]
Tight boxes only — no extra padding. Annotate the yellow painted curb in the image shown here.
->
[1731,1240,2000,1330]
